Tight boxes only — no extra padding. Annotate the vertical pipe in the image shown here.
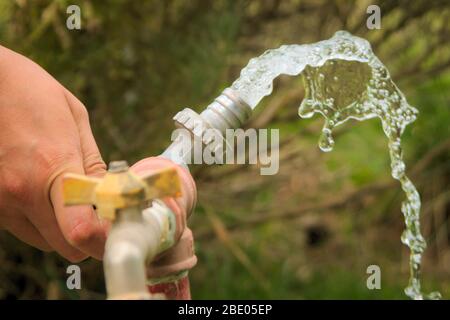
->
[103,206,163,299]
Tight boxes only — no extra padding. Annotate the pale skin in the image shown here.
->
[0,46,192,262]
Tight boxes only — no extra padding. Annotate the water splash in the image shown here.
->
[232,31,440,299]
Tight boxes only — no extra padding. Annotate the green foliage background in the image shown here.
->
[0,0,449,299]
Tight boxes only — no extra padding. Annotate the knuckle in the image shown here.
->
[3,173,26,196]
[1,170,31,204]
[84,153,106,175]
[70,99,89,123]
[77,104,90,122]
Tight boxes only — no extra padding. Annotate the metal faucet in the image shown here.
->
[61,88,252,299]
[63,160,181,299]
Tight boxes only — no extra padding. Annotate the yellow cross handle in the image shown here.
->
[62,161,181,221]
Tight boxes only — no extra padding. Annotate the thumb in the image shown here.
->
[49,90,109,259]
[49,159,107,260]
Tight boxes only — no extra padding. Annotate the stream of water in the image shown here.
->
[231,30,440,299]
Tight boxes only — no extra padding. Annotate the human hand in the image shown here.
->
[0,46,107,261]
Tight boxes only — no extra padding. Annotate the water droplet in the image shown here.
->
[318,128,334,152]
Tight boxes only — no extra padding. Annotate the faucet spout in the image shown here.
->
[103,206,165,299]
[103,201,177,299]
